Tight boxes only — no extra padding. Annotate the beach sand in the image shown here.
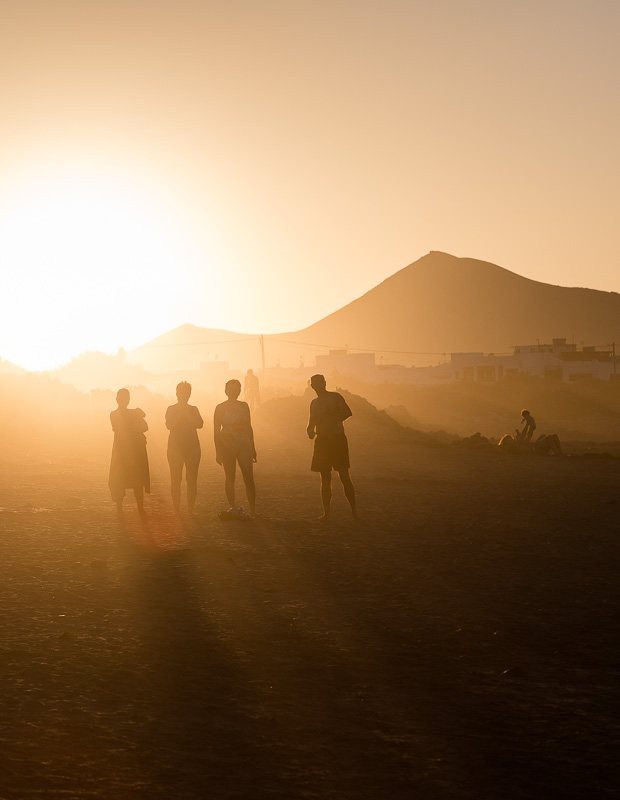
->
[0,436,618,799]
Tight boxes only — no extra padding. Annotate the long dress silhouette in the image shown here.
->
[108,389,150,511]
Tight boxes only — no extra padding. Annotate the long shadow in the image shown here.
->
[220,516,462,798]
[273,521,506,799]
[267,487,619,800]
[124,551,264,798]
[178,514,452,798]
[125,543,311,800]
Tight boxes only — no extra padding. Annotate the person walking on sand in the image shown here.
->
[214,379,257,516]
[307,374,357,520]
[109,388,150,514]
[165,381,204,514]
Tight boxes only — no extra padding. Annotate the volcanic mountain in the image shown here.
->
[130,252,620,370]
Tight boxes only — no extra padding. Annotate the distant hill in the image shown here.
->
[285,251,620,361]
[50,350,157,392]
[129,252,620,370]
[129,325,261,373]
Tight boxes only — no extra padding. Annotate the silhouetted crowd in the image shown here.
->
[109,374,357,521]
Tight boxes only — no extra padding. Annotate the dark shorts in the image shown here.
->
[220,442,254,471]
[311,434,350,473]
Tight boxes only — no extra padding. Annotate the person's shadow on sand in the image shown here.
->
[126,548,311,797]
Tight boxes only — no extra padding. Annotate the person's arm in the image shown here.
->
[193,406,204,429]
[339,394,353,422]
[213,405,223,464]
[244,403,257,461]
[135,409,148,433]
[307,401,317,439]
[165,406,173,431]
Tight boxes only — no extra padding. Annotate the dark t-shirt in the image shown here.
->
[309,392,352,437]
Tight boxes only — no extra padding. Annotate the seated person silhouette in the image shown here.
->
[498,427,563,456]
[520,409,537,442]
[165,381,204,514]
[533,433,563,456]
[307,374,358,520]
[214,379,257,517]
[108,388,150,514]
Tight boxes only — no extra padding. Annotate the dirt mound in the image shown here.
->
[253,390,448,457]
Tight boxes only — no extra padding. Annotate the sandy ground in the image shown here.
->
[0,437,618,799]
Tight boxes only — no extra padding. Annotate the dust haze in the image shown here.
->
[1,251,619,799]
[2,0,620,796]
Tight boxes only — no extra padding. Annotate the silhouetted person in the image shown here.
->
[244,368,260,411]
[498,433,519,451]
[109,388,150,513]
[533,433,563,456]
[165,381,204,514]
[520,409,536,442]
[214,379,257,515]
[307,374,357,520]
[498,430,563,456]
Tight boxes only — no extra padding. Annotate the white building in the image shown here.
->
[450,338,616,382]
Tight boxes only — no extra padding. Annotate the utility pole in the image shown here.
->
[259,334,266,374]
[613,342,616,377]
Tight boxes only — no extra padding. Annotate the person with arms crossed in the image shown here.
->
[214,379,257,517]
[165,381,204,514]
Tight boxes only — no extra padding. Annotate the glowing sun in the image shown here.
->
[0,161,206,371]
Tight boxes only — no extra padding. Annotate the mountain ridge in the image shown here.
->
[128,252,620,370]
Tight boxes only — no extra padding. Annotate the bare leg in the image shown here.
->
[186,451,201,513]
[168,454,183,513]
[319,470,332,519]
[134,485,145,514]
[549,434,563,456]
[223,457,236,508]
[111,486,124,515]
[239,461,256,515]
[337,469,358,519]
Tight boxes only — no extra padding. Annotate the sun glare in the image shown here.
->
[0,161,206,371]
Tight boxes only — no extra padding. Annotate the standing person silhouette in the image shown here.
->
[109,388,150,514]
[307,374,357,520]
[244,368,261,411]
[165,381,204,514]
[213,379,257,516]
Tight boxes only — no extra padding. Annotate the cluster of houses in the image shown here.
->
[132,337,617,394]
[301,338,618,385]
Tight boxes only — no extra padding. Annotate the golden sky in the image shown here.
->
[0,0,618,369]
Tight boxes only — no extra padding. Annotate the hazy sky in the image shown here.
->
[1,0,618,368]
